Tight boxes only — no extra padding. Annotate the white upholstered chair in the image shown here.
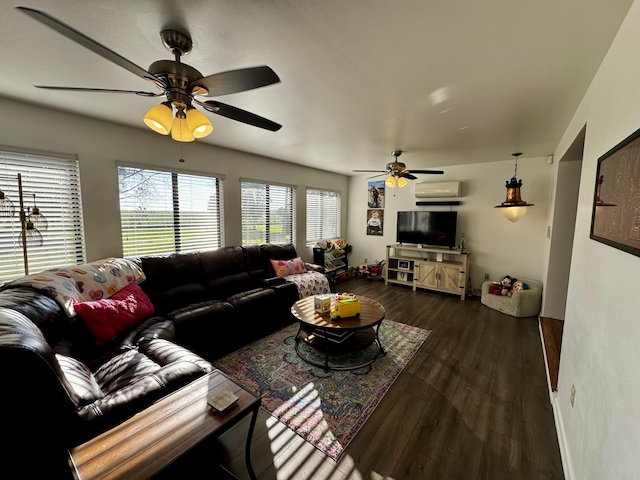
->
[481,278,543,318]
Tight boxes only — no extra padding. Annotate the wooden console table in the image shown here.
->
[386,244,470,299]
[69,370,260,480]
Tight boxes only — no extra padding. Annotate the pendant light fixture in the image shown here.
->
[494,152,534,222]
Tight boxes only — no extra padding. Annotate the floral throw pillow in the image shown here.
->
[270,257,308,277]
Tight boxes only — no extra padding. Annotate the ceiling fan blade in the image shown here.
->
[190,66,280,97]
[367,173,388,179]
[201,100,281,131]
[17,7,164,87]
[35,85,161,97]
[399,172,418,180]
[408,169,445,174]
[353,170,388,173]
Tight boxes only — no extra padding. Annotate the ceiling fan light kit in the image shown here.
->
[17,7,282,144]
[354,150,444,193]
[494,152,534,222]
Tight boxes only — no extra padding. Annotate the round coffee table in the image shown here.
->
[290,295,386,372]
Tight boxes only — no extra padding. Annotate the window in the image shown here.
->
[306,189,341,244]
[241,181,295,245]
[118,166,224,256]
[0,148,84,283]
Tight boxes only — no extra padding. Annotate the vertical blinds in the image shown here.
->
[0,149,84,283]
[241,181,295,246]
[306,189,341,244]
[118,166,224,256]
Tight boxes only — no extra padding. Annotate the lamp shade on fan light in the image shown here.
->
[186,108,214,138]
[397,177,408,188]
[171,114,195,142]
[385,176,395,188]
[143,102,173,135]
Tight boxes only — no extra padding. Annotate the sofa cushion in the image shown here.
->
[129,253,210,315]
[260,244,299,276]
[74,283,155,346]
[56,353,104,405]
[200,247,252,298]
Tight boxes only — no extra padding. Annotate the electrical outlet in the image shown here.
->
[484,273,490,280]
[364,257,368,264]
[570,384,576,407]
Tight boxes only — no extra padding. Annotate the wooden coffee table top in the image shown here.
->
[291,295,385,331]
[69,370,259,480]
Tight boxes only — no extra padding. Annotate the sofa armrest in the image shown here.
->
[262,276,287,287]
[304,262,326,273]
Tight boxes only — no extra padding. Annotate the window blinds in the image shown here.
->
[0,149,84,283]
[118,166,223,256]
[306,189,341,244]
[241,181,295,246]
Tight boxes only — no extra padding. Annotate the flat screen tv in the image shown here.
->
[396,211,457,248]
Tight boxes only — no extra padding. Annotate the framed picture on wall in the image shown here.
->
[366,209,383,235]
[367,180,385,208]
[590,127,640,258]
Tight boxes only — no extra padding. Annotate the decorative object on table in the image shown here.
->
[494,152,535,222]
[367,209,384,235]
[0,173,48,275]
[367,180,385,208]
[213,320,431,460]
[314,293,333,314]
[330,292,361,320]
[208,390,239,412]
[590,127,640,258]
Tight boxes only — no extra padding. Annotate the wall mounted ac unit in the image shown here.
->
[414,181,462,198]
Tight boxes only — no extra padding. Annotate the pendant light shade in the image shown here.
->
[398,176,408,188]
[186,107,214,138]
[27,194,48,231]
[143,102,173,135]
[494,153,534,222]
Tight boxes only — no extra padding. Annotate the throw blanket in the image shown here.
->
[285,271,331,298]
[5,258,145,317]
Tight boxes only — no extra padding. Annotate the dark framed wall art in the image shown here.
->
[590,127,640,258]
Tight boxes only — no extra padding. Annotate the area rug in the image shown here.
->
[213,319,431,460]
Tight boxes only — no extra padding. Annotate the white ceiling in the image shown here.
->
[0,1,633,175]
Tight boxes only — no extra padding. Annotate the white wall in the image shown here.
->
[347,157,552,293]
[0,97,348,263]
[551,1,640,479]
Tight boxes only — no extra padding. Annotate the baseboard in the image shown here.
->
[553,396,574,480]
[538,320,573,480]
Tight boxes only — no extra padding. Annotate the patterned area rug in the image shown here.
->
[213,319,431,460]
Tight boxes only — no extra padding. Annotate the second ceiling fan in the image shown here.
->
[353,151,444,188]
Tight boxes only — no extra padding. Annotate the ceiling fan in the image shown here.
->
[353,151,444,188]
[16,6,282,142]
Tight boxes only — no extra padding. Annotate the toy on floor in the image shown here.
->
[489,275,518,296]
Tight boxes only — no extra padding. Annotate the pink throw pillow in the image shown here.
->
[270,257,308,277]
[74,283,154,346]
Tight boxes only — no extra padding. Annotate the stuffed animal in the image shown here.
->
[490,275,518,295]
[512,280,529,292]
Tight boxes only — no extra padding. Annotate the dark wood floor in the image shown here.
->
[214,278,564,479]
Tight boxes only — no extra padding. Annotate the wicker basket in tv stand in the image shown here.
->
[385,244,470,300]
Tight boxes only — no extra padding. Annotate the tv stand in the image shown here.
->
[385,244,470,300]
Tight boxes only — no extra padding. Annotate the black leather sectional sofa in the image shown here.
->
[0,243,314,477]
